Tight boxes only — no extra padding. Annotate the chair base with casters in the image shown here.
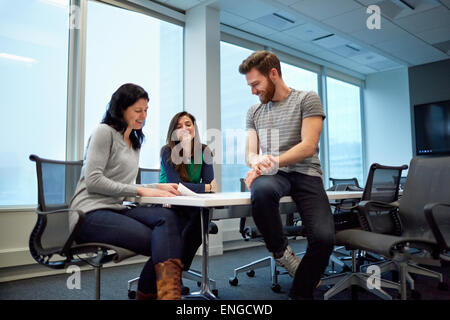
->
[228,250,305,293]
[320,249,401,300]
[359,259,446,298]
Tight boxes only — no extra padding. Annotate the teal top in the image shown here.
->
[159,145,214,193]
[160,154,203,183]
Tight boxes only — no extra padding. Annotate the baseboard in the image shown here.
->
[0,255,148,283]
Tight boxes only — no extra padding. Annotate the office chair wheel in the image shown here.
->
[271,284,281,293]
[128,290,136,299]
[212,289,219,297]
[246,270,255,277]
[229,277,238,286]
[438,281,449,291]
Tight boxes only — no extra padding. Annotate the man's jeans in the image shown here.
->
[250,171,335,298]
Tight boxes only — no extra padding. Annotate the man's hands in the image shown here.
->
[137,183,181,197]
[245,154,279,190]
[244,169,260,190]
[249,154,279,175]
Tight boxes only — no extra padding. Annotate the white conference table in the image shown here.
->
[137,191,363,299]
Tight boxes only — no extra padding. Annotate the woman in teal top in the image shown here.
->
[160,111,216,277]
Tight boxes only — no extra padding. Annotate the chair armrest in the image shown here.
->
[30,208,86,265]
[36,208,85,217]
[358,200,402,234]
[424,202,450,252]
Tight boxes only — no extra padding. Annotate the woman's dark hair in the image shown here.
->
[102,83,149,150]
[163,111,205,182]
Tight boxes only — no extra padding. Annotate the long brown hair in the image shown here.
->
[164,112,204,182]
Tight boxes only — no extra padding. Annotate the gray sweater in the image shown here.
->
[69,124,140,232]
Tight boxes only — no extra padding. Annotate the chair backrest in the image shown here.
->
[358,163,407,235]
[29,154,83,266]
[362,163,408,203]
[329,177,361,191]
[136,168,161,184]
[399,156,450,240]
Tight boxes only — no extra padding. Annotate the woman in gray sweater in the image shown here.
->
[70,83,184,300]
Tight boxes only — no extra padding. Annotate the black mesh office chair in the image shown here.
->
[321,158,449,300]
[29,154,136,300]
[228,178,306,293]
[425,203,450,263]
[320,163,408,300]
[127,167,219,298]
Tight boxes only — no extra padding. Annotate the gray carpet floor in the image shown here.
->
[1,239,449,300]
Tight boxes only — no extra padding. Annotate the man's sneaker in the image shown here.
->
[274,245,301,277]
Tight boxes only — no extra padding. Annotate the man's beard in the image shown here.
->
[258,77,276,104]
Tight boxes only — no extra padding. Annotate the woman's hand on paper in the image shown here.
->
[137,185,180,197]
[156,183,181,196]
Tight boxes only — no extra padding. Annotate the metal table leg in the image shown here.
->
[184,208,218,300]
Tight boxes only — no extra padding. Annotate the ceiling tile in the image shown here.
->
[365,59,402,71]
[440,0,450,9]
[165,0,201,11]
[374,33,426,53]
[416,25,450,45]
[331,43,368,58]
[238,21,277,37]
[312,49,351,62]
[394,6,450,33]
[312,34,348,49]
[380,42,448,65]
[356,0,384,5]
[216,0,278,20]
[433,40,450,55]
[329,57,378,74]
[351,19,411,45]
[349,51,390,65]
[274,0,300,5]
[323,7,369,33]
[289,0,362,21]
[284,22,332,41]
[288,40,323,54]
[220,10,248,27]
[253,10,306,31]
[266,31,299,46]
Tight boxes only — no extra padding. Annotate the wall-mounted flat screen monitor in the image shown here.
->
[414,99,450,156]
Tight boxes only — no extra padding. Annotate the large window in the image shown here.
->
[281,61,317,93]
[0,0,69,206]
[84,1,183,169]
[220,42,319,191]
[0,0,183,206]
[326,77,363,185]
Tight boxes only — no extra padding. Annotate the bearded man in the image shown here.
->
[239,51,335,300]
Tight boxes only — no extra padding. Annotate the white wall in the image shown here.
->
[363,67,413,174]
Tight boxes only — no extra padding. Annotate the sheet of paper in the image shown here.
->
[178,183,211,198]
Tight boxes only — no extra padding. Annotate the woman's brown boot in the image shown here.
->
[155,258,183,300]
[136,290,157,300]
